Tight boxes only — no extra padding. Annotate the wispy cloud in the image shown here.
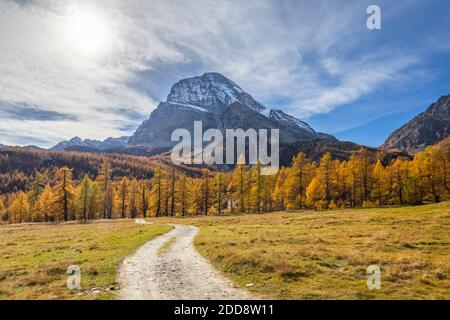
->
[0,102,78,121]
[0,0,441,147]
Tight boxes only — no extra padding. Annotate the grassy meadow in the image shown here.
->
[0,220,171,299]
[163,202,450,299]
[0,203,449,300]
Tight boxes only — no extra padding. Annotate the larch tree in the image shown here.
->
[261,173,275,212]
[214,173,225,215]
[29,171,45,221]
[437,140,450,192]
[128,178,139,218]
[335,160,350,208]
[9,192,30,223]
[117,177,130,218]
[285,152,312,209]
[192,179,203,215]
[52,167,76,221]
[317,153,334,205]
[38,185,53,222]
[372,160,385,205]
[97,159,112,219]
[272,167,288,211]
[169,167,177,216]
[388,159,409,205]
[78,174,93,220]
[148,167,164,217]
[305,176,326,209]
[138,180,149,218]
[196,171,211,215]
[88,181,101,219]
[103,185,115,219]
[356,148,373,204]
[413,147,443,202]
[176,175,189,216]
[228,164,248,213]
[347,154,360,207]
[251,162,262,213]
[0,195,7,224]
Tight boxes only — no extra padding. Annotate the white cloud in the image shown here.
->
[0,0,423,147]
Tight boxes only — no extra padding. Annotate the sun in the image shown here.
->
[66,5,110,56]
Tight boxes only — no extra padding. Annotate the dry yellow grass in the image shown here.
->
[161,202,450,299]
[1,203,449,300]
[157,236,177,256]
[0,220,171,300]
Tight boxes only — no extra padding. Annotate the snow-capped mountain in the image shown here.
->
[129,72,336,151]
[51,136,129,151]
[166,72,266,114]
[30,72,365,165]
[268,109,315,133]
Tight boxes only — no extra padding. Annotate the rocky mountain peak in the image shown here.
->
[128,72,336,155]
[166,72,266,113]
[382,93,450,154]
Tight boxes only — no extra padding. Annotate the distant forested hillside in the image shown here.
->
[0,147,205,194]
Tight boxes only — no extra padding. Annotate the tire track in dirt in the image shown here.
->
[119,224,252,300]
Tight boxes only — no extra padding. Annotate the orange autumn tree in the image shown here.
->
[52,167,76,221]
[9,192,30,223]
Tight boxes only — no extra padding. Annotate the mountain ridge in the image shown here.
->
[382,93,450,154]
[51,136,129,151]
[129,72,333,149]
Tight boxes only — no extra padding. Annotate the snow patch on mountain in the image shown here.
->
[170,102,209,112]
[269,109,316,133]
[166,72,266,113]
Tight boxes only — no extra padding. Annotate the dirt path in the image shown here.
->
[118,224,252,300]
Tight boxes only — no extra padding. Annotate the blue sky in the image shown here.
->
[0,0,449,147]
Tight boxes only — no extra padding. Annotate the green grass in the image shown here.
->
[0,220,172,300]
[161,202,450,299]
[157,236,177,256]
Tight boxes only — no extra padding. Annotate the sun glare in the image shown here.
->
[66,5,110,56]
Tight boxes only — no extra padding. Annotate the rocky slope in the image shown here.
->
[382,94,450,154]
[129,72,338,155]
[49,73,369,166]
